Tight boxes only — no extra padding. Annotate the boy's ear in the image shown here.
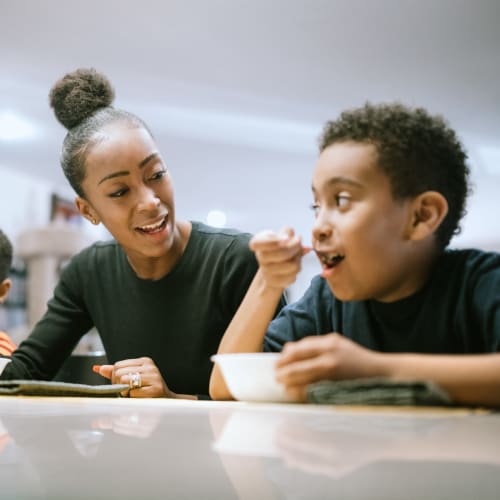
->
[75,196,100,226]
[0,278,12,304]
[407,191,448,241]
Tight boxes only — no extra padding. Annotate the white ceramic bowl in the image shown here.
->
[211,353,296,403]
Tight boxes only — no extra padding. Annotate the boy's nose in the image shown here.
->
[312,214,333,242]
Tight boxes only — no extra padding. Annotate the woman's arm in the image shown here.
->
[0,257,92,381]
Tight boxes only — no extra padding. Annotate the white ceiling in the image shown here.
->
[1,0,499,247]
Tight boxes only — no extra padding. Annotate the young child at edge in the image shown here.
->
[0,229,17,359]
[210,102,500,407]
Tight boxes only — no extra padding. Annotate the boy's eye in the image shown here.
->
[109,187,129,198]
[335,195,350,207]
[310,203,320,216]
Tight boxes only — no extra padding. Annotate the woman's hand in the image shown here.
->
[249,227,310,291]
[275,333,383,401]
[94,357,174,398]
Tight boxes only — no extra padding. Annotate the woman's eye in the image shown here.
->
[109,188,129,198]
[150,169,166,181]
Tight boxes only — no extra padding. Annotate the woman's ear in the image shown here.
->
[407,191,448,241]
[75,197,100,225]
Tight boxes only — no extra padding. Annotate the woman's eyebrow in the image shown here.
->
[98,170,129,185]
[97,152,161,185]
[139,152,160,168]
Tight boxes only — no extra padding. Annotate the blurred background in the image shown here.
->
[1,0,499,338]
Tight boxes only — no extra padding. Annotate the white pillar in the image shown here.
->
[17,224,92,328]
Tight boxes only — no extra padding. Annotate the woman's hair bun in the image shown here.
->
[49,68,115,129]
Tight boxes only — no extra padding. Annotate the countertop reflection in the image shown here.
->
[1,397,499,499]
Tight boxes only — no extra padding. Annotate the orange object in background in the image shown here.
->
[0,331,17,357]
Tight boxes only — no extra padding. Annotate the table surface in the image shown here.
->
[1,396,499,500]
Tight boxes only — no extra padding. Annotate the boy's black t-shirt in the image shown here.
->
[265,248,500,354]
[1,222,274,396]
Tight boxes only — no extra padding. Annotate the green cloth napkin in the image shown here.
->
[0,380,129,397]
[306,377,451,406]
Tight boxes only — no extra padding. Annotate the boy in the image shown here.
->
[0,229,17,358]
[210,103,500,407]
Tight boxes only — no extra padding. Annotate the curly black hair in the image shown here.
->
[0,229,13,282]
[319,102,471,249]
[49,68,151,198]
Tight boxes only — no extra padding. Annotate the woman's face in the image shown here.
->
[77,123,176,262]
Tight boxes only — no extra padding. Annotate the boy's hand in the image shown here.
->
[250,228,310,290]
[275,333,382,401]
[93,357,174,398]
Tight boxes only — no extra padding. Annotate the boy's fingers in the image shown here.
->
[276,357,324,386]
[284,385,307,403]
[250,237,288,252]
[278,339,325,366]
[250,228,298,249]
[255,245,303,265]
[278,334,341,366]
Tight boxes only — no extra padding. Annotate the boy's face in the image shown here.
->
[311,141,421,303]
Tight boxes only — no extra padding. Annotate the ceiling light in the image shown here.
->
[206,210,227,227]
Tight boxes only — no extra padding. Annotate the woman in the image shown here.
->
[1,68,281,398]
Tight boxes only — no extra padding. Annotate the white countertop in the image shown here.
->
[0,397,498,499]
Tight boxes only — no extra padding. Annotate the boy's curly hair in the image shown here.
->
[0,230,13,282]
[320,103,471,249]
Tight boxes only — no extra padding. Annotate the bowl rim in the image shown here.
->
[211,352,281,362]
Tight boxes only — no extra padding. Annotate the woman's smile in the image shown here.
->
[134,213,169,236]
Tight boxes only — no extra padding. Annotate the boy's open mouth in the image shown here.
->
[316,251,345,269]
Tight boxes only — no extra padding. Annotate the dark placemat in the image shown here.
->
[307,377,452,406]
[0,380,129,397]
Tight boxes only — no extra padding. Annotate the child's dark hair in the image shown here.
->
[320,102,471,249]
[49,68,151,198]
[0,230,13,282]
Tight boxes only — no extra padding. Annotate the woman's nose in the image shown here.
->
[137,186,160,211]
